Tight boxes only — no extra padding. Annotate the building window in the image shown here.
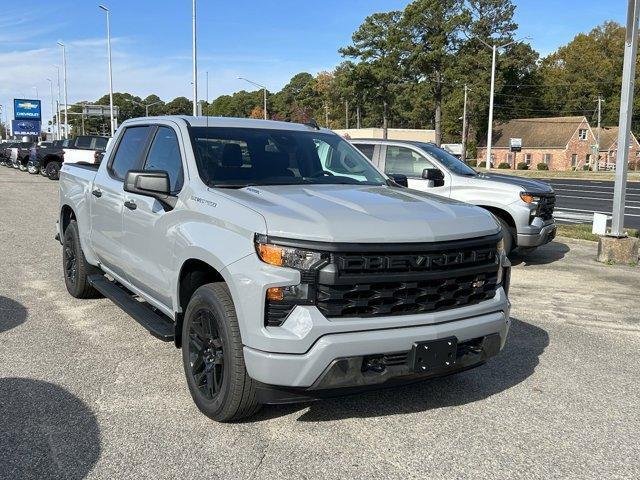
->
[571,154,578,167]
[525,153,532,165]
[578,129,588,140]
[544,153,552,164]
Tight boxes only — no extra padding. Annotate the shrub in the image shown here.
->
[582,165,590,171]
[629,160,637,171]
[476,161,486,168]
[537,163,549,170]
[517,162,529,170]
[466,159,477,167]
[497,162,511,169]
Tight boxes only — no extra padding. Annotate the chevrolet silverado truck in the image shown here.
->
[351,139,556,254]
[58,116,511,422]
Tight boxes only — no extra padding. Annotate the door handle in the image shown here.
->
[124,200,137,210]
[91,189,102,198]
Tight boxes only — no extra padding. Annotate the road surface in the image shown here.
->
[543,178,640,229]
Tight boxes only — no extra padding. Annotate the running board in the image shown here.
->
[88,275,175,342]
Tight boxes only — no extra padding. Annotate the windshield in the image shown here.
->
[190,127,387,188]
[418,143,477,177]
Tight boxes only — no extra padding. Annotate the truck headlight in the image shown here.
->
[255,235,326,270]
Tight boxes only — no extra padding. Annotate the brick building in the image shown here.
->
[477,116,597,170]
[595,126,640,170]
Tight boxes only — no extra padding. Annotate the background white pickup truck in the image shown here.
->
[352,139,557,254]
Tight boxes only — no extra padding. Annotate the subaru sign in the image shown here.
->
[14,98,42,120]
[11,120,41,136]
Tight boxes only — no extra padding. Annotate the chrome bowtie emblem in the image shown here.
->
[472,280,485,288]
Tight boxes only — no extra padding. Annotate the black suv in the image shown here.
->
[29,139,66,176]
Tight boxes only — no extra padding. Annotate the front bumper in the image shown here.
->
[517,221,557,248]
[243,305,510,390]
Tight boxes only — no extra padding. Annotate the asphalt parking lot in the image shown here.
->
[1,167,639,480]
[548,178,640,228]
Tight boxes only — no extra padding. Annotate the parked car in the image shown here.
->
[0,141,20,166]
[10,142,35,171]
[351,139,556,254]
[28,139,66,176]
[34,135,110,180]
[58,116,511,422]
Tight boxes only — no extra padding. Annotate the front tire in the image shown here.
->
[46,161,61,180]
[62,220,101,298]
[497,217,514,255]
[18,160,28,171]
[182,283,260,422]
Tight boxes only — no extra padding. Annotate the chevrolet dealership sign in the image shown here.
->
[14,98,42,120]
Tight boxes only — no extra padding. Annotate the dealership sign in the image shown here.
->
[509,137,522,152]
[11,120,41,136]
[14,98,42,120]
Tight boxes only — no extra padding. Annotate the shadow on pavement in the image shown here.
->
[511,240,570,266]
[253,318,548,422]
[0,378,101,480]
[0,296,27,334]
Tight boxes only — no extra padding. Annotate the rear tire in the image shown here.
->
[497,217,514,255]
[62,220,101,299]
[182,283,260,422]
[18,160,28,171]
[46,161,61,180]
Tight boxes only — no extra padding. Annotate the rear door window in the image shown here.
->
[143,127,184,192]
[109,126,153,180]
[354,143,375,160]
[75,136,93,149]
[384,145,434,177]
[93,137,109,151]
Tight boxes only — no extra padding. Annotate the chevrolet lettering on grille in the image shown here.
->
[337,249,495,273]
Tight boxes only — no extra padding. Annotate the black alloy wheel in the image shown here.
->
[188,309,225,400]
[63,235,78,288]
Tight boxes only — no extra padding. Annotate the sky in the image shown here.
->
[0,0,632,125]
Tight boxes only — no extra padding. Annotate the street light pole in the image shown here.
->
[57,42,69,139]
[611,0,640,237]
[462,84,469,161]
[47,79,55,139]
[237,77,268,119]
[192,0,198,116]
[99,5,115,136]
[479,37,529,170]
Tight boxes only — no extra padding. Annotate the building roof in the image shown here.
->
[484,116,589,149]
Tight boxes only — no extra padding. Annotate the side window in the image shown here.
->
[110,126,152,180]
[75,136,92,149]
[384,145,434,177]
[315,139,369,181]
[144,127,184,192]
[93,137,108,151]
[355,143,375,160]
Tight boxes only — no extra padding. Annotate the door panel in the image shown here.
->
[89,168,127,279]
[121,125,184,309]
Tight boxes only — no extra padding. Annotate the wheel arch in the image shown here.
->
[60,204,77,235]
[477,205,516,231]
[175,258,227,348]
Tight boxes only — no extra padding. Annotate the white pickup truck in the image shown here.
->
[351,139,557,254]
[58,116,511,421]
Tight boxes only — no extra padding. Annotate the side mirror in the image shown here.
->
[388,173,408,187]
[422,168,445,187]
[124,170,176,210]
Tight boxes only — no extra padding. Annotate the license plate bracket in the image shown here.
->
[411,337,457,373]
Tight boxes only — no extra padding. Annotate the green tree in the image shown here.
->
[165,96,192,115]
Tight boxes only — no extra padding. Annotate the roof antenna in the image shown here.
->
[305,118,320,130]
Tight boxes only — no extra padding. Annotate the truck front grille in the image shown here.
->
[316,271,498,318]
[538,194,556,220]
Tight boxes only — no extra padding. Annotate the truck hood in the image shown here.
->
[475,172,554,194]
[220,184,499,243]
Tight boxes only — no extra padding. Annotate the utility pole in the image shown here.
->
[461,84,469,162]
[325,104,329,128]
[191,0,198,116]
[345,100,349,129]
[356,105,361,129]
[593,97,604,171]
[611,0,640,237]
[383,101,388,139]
[54,65,62,140]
